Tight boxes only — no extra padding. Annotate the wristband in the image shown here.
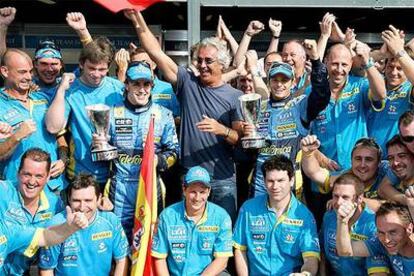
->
[362,57,375,70]
[273,35,280,39]
[80,37,93,45]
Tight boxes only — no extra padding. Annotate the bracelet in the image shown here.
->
[80,37,93,45]
[225,128,231,138]
[245,32,253,37]
[302,151,314,157]
[273,35,280,39]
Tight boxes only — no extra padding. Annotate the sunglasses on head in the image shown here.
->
[35,40,61,52]
[401,135,414,143]
[128,60,151,70]
[269,61,294,72]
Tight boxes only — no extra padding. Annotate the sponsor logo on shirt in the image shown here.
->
[0,235,7,245]
[115,118,133,125]
[118,153,142,165]
[198,226,219,233]
[252,233,265,240]
[283,218,303,227]
[259,145,292,155]
[152,94,171,100]
[40,212,53,221]
[276,123,296,131]
[169,226,187,239]
[350,233,368,241]
[92,231,113,241]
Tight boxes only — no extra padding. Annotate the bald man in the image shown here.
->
[0,49,64,191]
[305,43,386,225]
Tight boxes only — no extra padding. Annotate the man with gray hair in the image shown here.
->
[124,10,243,221]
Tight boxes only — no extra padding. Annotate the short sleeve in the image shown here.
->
[300,213,320,259]
[213,213,233,257]
[151,214,169,259]
[233,205,248,251]
[112,217,130,260]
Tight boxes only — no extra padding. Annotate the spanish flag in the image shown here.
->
[131,116,157,276]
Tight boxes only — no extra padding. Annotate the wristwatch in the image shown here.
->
[395,49,407,59]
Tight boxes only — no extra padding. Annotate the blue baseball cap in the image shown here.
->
[268,62,295,79]
[184,166,211,187]
[34,48,62,60]
[126,62,153,82]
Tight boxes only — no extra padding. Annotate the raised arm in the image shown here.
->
[300,135,330,187]
[336,201,370,257]
[303,39,330,124]
[383,25,414,85]
[124,9,178,85]
[354,41,386,101]
[66,12,93,46]
[245,50,269,99]
[233,20,264,67]
[0,7,16,57]
[46,73,75,134]
[114,48,130,83]
[266,18,282,54]
[405,186,414,220]
[218,15,239,56]
[317,12,335,61]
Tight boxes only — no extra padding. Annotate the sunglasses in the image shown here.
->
[128,61,151,70]
[35,40,61,52]
[269,61,294,72]
[401,135,414,143]
[197,57,217,65]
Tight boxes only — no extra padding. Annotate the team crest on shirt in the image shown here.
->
[347,103,356,114]
[388,105,397,114]
[285,233,295,243]
[0,235,7,245]
[98,242,107,253]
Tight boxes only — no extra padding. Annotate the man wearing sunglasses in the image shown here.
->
[124,10,243,222]
[92,61,179,241]
[399,110,414,155]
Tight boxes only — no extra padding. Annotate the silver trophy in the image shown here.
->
[86,104,118,162]
[239,93,266,149]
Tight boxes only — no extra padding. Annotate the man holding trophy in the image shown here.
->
[92,61,179,240]
[45,38,124,188]
[243,39,330,200]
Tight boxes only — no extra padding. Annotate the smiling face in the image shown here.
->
[326,45,353,88]
[196,45,223,87]
[387,144,414,180]
[281,41,306,74]
[126,79,153,106]
[69,186,100,222]
[351,147,380,184]
[399,120,414,154]
[377,211,413,255]
[183,182,210,215]
[269,74,293,100]
[18,158,50,202]
[1,52,33,93]
[35,57,62,85]
[80,59,109,87]
[385,58,407,89]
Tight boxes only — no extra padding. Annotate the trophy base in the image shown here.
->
[241,137,266,149]
[91,147,118,162]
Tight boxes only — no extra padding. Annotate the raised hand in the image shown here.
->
[0,7,16,27]
[66,12,87,31]
[0,122,12,139]
[59,73,76,91]
[114,48,130,72]
[320,12,335,37]
[245,20,265,37]
[268,18,282,37]
[303,39,319,60]
[66,206,89,229]
[382,25,405,56]
[15,119,36,141]
[300,135,320,154]
[337,201,357,224]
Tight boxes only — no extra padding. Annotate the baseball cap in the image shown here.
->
[184,166,211,187]
[126,61,153,82]
[268,62,294,79]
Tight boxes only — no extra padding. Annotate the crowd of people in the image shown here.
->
[0,5,413,276]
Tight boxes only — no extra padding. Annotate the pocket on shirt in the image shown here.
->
[279,227,301,257]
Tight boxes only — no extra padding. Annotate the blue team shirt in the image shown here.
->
[0,181,63,275]
[310,75,371,171]
[0,222,42,276]
[368,80,414,158]
[0,89,63,191]
[38,210,129,276]
[152,77,180,118]
[321,207,389,275]
[233,194,320,275]
[365,236,414,275]
[63,77,124,184]
[151,201,233,276]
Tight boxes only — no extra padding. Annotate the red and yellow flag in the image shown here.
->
[131,116,157,276]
